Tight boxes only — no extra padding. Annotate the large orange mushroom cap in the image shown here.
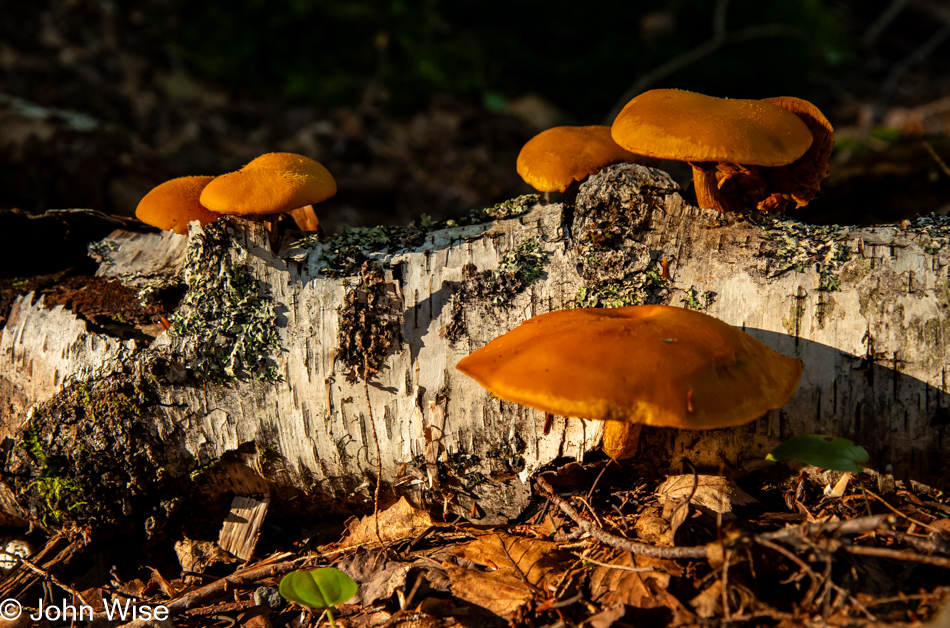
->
[516,126,642,193]
[200,153,336,216]
[135,175,219,235]
[456,305,801,431]
[611,89,813,166]
[611,89,814,212]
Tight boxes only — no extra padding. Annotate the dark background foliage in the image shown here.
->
[2,0,949,230]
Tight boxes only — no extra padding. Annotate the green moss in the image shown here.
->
[12,376,169,528]
[815,295,836,329]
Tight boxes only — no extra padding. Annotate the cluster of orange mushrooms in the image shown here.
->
[135,88,812,461]
[517,88,833,214]
[135,152,336,235]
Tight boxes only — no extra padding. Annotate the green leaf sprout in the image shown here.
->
[766,434,869,473]
[279,568,358,628]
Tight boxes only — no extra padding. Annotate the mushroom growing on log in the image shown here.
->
[135,176,220,235]
[455,305,802,460]
[610,89,814,213]
[516,125,641,197]
[2,164,949,526]
[200,152,336,232]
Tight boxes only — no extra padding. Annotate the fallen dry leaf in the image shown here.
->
[337,549,415,606]
[587,550,682,609]
[341,496,436,548]
[444,530,571,621]
[656,475,757,514]
[690,579,723,618]
[173,537,238,584]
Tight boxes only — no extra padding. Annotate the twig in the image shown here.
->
[862,486,934,531]
[572,553,657,572]
[758,514,893,544]
[861,0,911,47]
[0,548,88,608]
[872,16,950,125]
[605,0,803,122]
[586,459,612,503]
[754,538,820,603]
[535,475,708,560]
[844,545,950,569]
[923,141,950,181]
[166,558,305,615]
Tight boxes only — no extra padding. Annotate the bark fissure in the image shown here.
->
[2,164,950,526]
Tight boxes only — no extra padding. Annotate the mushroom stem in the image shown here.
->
[289,204,320,232]
[690,162,732,213]
[602,421,643,461]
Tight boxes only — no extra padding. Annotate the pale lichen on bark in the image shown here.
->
[3,165,950,528]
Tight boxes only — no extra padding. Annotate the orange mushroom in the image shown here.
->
[456,305,802,460]
[610,89,814,213]
[716,97,834,213]
[135,175,220,235]
[200,153,336,230]
[516,125,641,195]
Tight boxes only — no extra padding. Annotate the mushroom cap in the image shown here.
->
[516,125,641,193]
[200,153,337,216]
[759,96,834,208]
[611,89,814,167]
[135,175,219,235]
[456,305,802,430]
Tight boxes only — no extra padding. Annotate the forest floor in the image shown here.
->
[2,3,950,627]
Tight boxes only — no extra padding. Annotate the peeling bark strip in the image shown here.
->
[2,164,949,526]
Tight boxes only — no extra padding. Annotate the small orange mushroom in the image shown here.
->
[516,125,641,195]
[135,175,220,235]
[456,305,802,460]
[200,153,336,230]
[610,89,814,213]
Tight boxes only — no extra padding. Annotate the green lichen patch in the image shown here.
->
[337,262,403,381]
[168,221,281,383]
[574,283,645,309]
[294,195,540,278]
[316,225,425,278]
[455,194,539,226]
[572,253,670,309]
[680,287,714,310]
[443,238,549,342]
[758,218,852,292]
[8,375,173,529]
[907,213,950,254]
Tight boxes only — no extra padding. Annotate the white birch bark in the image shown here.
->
[2,164,948,522]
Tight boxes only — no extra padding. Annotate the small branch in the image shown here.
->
[861,0,911,47]
[844,545,950,569]
[923,141,950,181]
[0,548,89,608]
[872,16,950,125]
[535,475,708,560]
[165,558,305,616]
[758,514,893,544]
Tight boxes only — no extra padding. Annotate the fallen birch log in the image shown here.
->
[1,164,948,528]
